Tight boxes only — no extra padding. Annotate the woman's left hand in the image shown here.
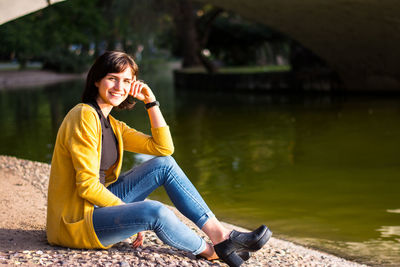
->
[130,79,167,128]
[131,232,144,248]
[130,80,156,104]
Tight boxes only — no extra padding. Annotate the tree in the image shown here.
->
[0,0,170,72]
[171,0,202,67]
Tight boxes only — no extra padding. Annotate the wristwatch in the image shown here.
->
[145,101,160,110]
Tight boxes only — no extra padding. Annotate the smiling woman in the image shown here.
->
[46,50,271,267]
[95,69,135,113]
[82,51,138,113]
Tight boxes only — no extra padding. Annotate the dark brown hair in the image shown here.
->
[82,51,138,110]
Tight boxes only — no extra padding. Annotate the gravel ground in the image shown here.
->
[0,155,368,267]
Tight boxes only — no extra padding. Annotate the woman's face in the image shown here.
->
[95,67,135,108]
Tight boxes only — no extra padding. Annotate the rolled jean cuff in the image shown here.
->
[195,211,215,229]
[193,238,207,255]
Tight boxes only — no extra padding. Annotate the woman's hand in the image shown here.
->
[130,80,156,104]
[130,79,167,128]
[131,232,144,248]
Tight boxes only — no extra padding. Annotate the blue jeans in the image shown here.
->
[93,156,215,255]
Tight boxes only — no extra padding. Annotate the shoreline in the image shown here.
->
[0,69,84,90]
[0,155,368,266]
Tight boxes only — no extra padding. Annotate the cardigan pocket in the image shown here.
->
[60,216,88,248]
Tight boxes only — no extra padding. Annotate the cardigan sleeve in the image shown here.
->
[119,120,174,156]
[68,108,123,207]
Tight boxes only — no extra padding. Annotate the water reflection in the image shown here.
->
[298,237,400,266]
[378,226,400,238]
[0,81,82,162]
[387,209,400,214]
[0,78,399,266]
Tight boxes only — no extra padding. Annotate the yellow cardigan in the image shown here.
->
[46,103,174,249]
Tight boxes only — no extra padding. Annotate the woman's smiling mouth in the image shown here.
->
[110,92,124,97]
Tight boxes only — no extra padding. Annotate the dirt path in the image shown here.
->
[0,70,83,90]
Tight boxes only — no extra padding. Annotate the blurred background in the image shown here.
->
[0,0,399,266]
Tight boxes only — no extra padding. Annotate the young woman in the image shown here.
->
[46,51,272,267]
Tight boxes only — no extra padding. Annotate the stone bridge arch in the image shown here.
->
[195,0,400,91]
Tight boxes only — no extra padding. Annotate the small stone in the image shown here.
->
[120,261,130,267]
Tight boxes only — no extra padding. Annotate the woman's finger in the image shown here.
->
[132,81,137,97]
[129,82,134,96]
[136,83,144,99]
[133,81,141,98]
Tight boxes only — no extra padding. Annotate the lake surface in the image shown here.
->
[0,69,399,266]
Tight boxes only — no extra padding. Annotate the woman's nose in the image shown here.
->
[114,80,123,90]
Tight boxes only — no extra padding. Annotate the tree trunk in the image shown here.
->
[172,0,201,67]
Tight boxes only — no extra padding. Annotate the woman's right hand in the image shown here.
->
[132,232,144,248]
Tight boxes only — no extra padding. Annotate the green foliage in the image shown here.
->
[207,13,290,66]
[0,12,44,67]
[0,0,293,72]
[40,49,92,73]
[0,0,170,73]
[0,0,104,72]
[156,4,292,68]
[37,0,105,72]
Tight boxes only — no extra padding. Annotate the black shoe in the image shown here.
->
[214,225,272,267]
[238,251,251,261]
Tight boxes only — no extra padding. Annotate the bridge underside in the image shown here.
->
[0,0,64,25]
[196,0,400,91]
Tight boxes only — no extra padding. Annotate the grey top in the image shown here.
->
[87,101,118,185]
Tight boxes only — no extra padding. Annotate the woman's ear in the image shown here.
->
[94,81,99,87]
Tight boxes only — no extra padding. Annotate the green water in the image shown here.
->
[0,72,399,266]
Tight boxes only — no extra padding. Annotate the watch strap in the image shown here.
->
[145,101,160,110]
